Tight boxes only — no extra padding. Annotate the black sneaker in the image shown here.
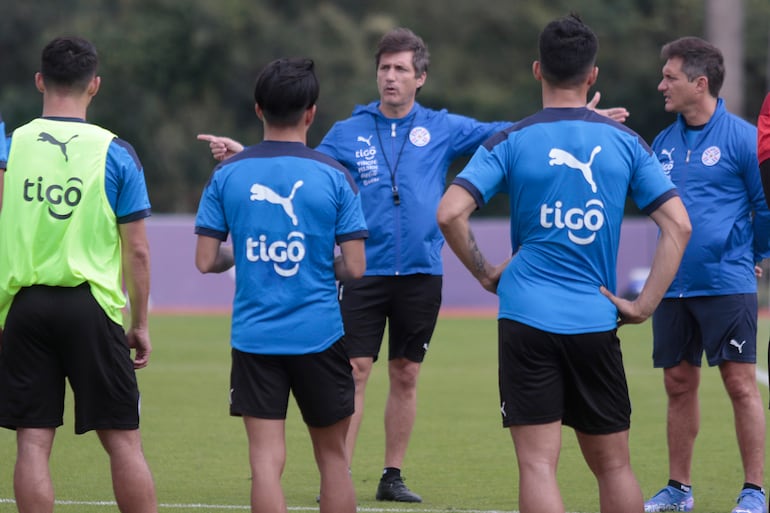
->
[375,476,422,502]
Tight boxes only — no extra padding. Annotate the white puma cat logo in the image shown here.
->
[249,181,304,226]
[729,339,747,354]
[548,146,601,193]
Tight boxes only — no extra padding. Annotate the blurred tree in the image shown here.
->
[0,0,767,214]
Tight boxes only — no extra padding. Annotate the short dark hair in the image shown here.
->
[538,14,598,87]
[660,36,724,97]
[253,58,319,126]
[41,36,99,91]
[375,27,430,77]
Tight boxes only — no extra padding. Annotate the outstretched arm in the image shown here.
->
[587,91,629,123]
[197,134,244,161]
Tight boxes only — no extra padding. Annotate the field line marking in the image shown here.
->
[0,499,520,513]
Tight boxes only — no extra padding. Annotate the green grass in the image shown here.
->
[0,315,767,512]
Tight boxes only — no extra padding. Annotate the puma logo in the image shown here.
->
[357,135,373,146]
[548,146,601,193]
[249,181,304,226]
[37,132,78,162]
[729,339,747,354]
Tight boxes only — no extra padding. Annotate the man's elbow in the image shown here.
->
[436,202,458,236]
[348,258,366,279]
[195,255,215,274]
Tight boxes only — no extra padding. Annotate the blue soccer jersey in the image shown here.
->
[195,141,368,355]
[0,113,7,168]
[455,107,677,334]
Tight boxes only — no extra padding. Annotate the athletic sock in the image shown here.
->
[382,467,401,481]
[742,483,765,493]
[668,480,692,494]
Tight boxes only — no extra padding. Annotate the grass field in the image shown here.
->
[0,314,768,513]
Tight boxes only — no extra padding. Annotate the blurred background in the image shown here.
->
[1,0,769,215]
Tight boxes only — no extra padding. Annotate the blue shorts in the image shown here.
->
[498,319,631,435]
[652,294,758,368]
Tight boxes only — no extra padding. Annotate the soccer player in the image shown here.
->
[437,14,691,513]
[197,27,629,503]
[642,37,770,513]
[759,92,770,207]
[0,112,6,208]
[194,57,368,513]
[0,37,157,513]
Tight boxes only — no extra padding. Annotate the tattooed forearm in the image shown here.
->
[468,231,488,278]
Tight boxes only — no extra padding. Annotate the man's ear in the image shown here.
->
[87,76,101,97]
[586,66,599,88]
[532,61,542,81]
[35,72,45,93]
[305,104,317,127]
[416,71,427,89]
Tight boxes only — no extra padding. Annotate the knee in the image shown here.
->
[389,359,420,390]
[663,368,698,398]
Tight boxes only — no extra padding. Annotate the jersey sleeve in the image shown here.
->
[194,168,229,240]
[759,93,770,165]
[0,114,7,168]
[628,143,677,215]
[334,173,368,243]
[106,139,151,222]
[758,93,770,208]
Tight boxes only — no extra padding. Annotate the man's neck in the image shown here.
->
[541,86,589,109]
[378,100,414,119]
[680,96,718,127]
[263,125,307,144]
[41,92,90,119]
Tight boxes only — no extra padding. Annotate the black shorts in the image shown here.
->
[0,284,140,434]
[498,319,631,435]
[229,339,354,428]
[338,274,441,363]
[652,294,758,368]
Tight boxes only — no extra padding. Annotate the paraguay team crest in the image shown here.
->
[409,126,430,147]
[701,146,721,167]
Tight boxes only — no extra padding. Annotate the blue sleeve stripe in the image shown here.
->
[451,177,485,209]
[336,230,369,244]
[641,189,680,216]
[194,226,228,241]
[117,208,152,224]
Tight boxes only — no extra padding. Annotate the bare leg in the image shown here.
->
[97,429,158,513]
[576,429,643,513]
[309,417,356,513]
[347,356,373,466]
[243,417,287,513]
[15,428,56,513]
[510,421,564,513]
[663,362,700,484]
[720,361,765,486]
[384,357,420,469]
